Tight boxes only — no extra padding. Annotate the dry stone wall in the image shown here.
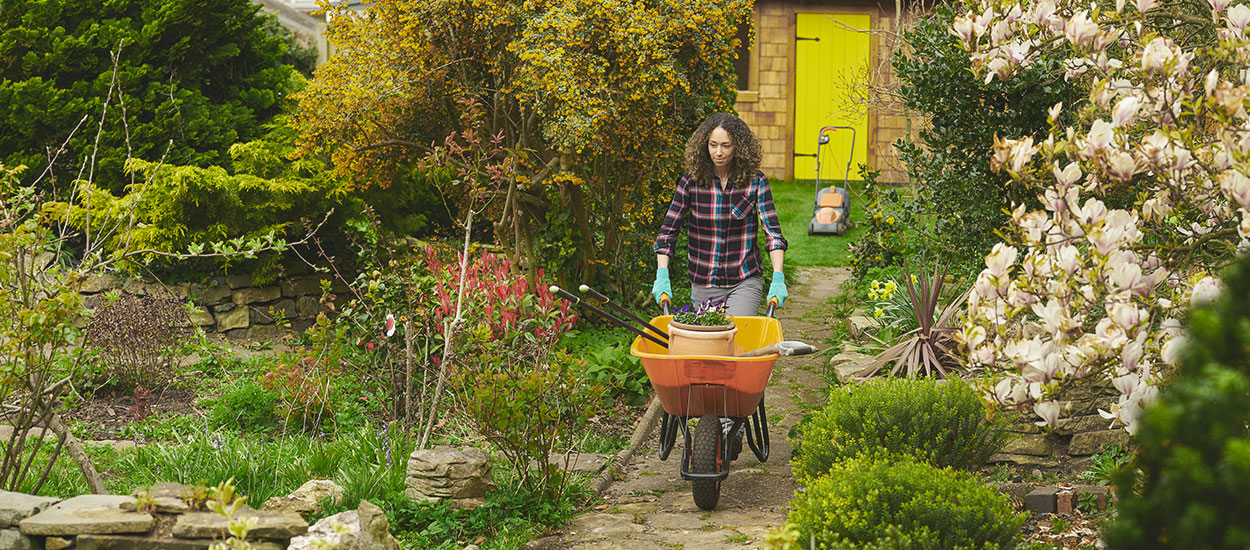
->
[81,273,346,339]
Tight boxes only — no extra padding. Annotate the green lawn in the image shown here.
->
[769,179,867,267]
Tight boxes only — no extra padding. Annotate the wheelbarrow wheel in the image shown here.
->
[691,414,722,510]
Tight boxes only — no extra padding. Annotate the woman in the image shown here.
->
[652,112,788,315]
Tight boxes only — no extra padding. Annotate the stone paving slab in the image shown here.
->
[79,534,284,550]
[172,509,308,540]
[19,495,154,536]
[0,490,60,528]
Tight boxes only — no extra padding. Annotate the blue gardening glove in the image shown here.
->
[767,273,788,308]
[652,268,672,305]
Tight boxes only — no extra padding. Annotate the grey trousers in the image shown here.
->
[690,276,764,316]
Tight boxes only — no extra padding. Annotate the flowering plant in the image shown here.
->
[948,0,1250,432]
[672,299,731,327]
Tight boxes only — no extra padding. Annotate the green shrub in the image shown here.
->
[792,378,1011,482]
[1102,256,1250,549]
[210,380,279,432]
[581,344,649,406]
[783,455,1023,550]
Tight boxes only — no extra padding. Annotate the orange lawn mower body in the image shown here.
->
[808,126,854,236]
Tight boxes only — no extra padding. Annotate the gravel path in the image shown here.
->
[553,266,850,550]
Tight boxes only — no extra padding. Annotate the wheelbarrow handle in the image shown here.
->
[660,293,671,316]
[551,286,668,348]
[766,297,778,318]
[579,284,667,341]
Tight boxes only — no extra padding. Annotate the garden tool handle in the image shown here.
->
[766,297,778,318]
[660,294,671,315]
[579,284,667,341]
[551,286,668,348]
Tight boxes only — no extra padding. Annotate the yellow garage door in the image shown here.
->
[794,12,870,182]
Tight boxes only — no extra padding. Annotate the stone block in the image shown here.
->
[18,495,154,536]
[280,277,326,297]
[172,509,307,540]
[121,280,165,297]
[1056,414,1116,436]
[0,529,38,550]
[251,299,296,324]
[287,500,397,550]
[1069,430,1131,456]
[295,296,322,318]
[44,537,70,550]
[222,328,249,339]
[226,275,254,289]
[1023,487,1058,514]
[263,480,344,518]
[0,490,60,528]
[187,308,215,327]
[82,275,122,294]
[986,454,1060,468]
[213,307,250,331]
[122,483,192,514]
[198,283,232,306]
[233,287,281,306]
[247,325,284,340]
[999,434,1052,456]
[78,534,283,550]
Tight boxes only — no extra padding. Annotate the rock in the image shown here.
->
[233,287,281,306]
[0,529,37,550]
[462,546,480,550]
[187,308,215,327]
[82,275,122,294]
[287,500,398,550]
[1069,429,1131,456]
[214,307,250,331]
[999,434,1052,456]
[45,536,72,550]
[1023,487,1058,514]
[280,277,326,297]
[18,495,154,536]
[121,483,194,514]
[295,296,322,318]
[78,534,283,550]
[121,280,166,297]
[226,275,255,289]
[0,490,60,528]
[1056,414,1116,436]
[247,325,283,340]
[172,508,307,541]
[198,282,232,305]
[520,536,562,550]
[405,447,494,503]
[828,351,873,383]
[446,498,486,511]
[986,454,1060,468]
[262,480,344,517]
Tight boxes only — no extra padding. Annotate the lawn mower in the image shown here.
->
[807,125,854,236]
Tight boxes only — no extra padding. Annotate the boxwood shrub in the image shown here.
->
[785,455,1024,549]
[792,377,1011,483]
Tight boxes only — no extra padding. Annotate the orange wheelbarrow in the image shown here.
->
[552,286,814,510]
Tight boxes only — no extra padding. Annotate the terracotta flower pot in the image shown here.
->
[668,321,737,356]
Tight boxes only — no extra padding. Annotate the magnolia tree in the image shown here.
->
[950,0,1247,433]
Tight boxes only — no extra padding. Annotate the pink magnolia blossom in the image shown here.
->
[1064,12,1099,48]
[1034,401,1062,427]
[1210,0,1231,14]
[1112,96,1141,127]
[1141,37,1176,74]
[1228,4,1250,35]
[1190,275,1224,307]
[1218,169,1250,210]
[985,243,1019,277]
[1136,0,1158,12]
[1107,151,1139,181]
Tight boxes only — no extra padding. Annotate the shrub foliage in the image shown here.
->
[783,455,1024,550]
[0,0,302,193]
[1103,255,1250,549]
[792,378,1011,482]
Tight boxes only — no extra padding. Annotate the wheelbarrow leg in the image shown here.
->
[745,394,771,462]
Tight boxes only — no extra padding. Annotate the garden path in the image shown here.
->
[552,266,850,550]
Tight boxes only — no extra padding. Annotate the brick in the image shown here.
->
[1056,490,1074,514]
[761,43,787,58]
[755,111,776,125]
[759,70,784,86]
[759,84,782,99]
[1077,485,1110,511]
[1023,487,1058,514]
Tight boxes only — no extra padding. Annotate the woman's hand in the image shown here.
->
[652,267,671,304]
[767,273,787,308]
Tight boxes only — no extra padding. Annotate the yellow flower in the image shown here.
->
[873,307,884,319]
[868,291,878,300]
[910,274,918,284]
[886,216,895,225]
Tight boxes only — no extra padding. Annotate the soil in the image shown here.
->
[64,386,203,440]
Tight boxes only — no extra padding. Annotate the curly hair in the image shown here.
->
[684,112,763,188]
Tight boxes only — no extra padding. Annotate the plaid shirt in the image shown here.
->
[654,173,788,287]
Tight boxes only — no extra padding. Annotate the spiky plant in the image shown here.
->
[859,262,968,378]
